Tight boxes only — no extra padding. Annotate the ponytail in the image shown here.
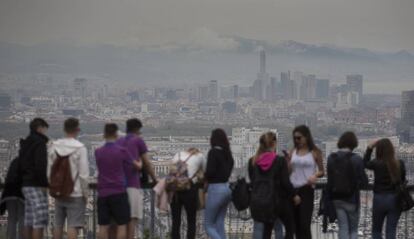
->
[252,132,277,165]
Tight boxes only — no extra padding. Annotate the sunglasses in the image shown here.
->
[294,136,303,141]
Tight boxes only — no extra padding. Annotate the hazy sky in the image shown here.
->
[0,0,413,52]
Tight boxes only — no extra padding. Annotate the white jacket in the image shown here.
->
[48,138,89,198]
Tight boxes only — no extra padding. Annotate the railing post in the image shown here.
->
[93,188,97,239]
[150,189,155,238]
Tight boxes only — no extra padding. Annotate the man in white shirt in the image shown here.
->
[48,118,89,239]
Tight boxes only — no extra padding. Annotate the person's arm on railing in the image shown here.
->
[142,153,157,183]
[364,141,377,170]
[308,149,324,185]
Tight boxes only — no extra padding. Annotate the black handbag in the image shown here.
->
[396,181,414,212]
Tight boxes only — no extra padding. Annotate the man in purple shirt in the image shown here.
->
[117,118,153,239]
[95,123,131,239]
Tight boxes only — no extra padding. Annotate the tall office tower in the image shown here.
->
[280,71,297,100]
[270,77,278,101]
[198,85,209,101]
[208,80,218,101]
[346,74,363,102]
[316,79,330,100]
[232,85,239,99]
[299,74,317,101]
[402,90,414,127]
[260,48,266,74]
[252,79,264,100]
[73,78,87,98]
[254,48,269,101]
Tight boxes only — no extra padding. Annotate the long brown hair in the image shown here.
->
[293,125,318,151]
[376,138,400,183]
[252,132,277,165]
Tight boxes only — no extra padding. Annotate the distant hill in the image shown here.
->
[0,38,413,93]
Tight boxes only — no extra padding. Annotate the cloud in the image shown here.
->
[185,27,240,51]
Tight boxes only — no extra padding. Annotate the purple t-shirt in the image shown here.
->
[95,142,132,197]
[116,134,148,188]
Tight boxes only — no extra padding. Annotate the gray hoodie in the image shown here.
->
[48,138,90,198]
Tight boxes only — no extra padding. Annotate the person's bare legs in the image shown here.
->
[53,227,64,239]
[117,225,127,239]
[32,228,44,239]
[109,224,117,239]
[67,228,80,239]
[99,226,110,239]
[127,219,138,239]
[23,227,32,239]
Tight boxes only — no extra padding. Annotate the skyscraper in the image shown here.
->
[402,90,414,127]
[316,79,330,100]
[254,48,269,100]
[260,48,266,74]
[346,74,363,102]
[208,80,218,101]
[73,78,87,98]
[280,71,296,100]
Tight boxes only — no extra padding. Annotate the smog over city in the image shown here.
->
[0,0,413,237]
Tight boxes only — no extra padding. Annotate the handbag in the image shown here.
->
[396,181,414,212]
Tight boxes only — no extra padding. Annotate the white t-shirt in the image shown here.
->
[172,151,206,183]
[290,150,317,188]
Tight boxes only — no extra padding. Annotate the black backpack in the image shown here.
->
[230,177,250,211]
[250,158,279,223]
[329,152,357,199]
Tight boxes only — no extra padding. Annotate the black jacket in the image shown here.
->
[364,147,406,193]
[0,157,24,215]
[20,131,49,188]
[248,156,295,200]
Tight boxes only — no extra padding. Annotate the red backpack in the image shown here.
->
[49,152,78,199]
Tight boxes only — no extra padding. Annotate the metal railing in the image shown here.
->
[0,183,413,239]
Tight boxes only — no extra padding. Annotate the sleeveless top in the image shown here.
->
[290,150,317,188]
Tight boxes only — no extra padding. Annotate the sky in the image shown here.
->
[0,0,414,52]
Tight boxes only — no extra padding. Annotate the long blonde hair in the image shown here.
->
[252,132,277,165]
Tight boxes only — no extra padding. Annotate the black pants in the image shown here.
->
[170,185,198,239]
[263,199,296,239]
[293,185,314,239]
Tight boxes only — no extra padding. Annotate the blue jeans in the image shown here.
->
[253,219,283,239]
[333,200,359,239]
[205,183,232,239]
[372,193,401,239]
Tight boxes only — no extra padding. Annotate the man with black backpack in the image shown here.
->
[327,132,368,239]
[48,118,89,239]
[20,118,49,239]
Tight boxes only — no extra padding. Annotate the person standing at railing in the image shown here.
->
[204,129,234,239]
[248,132,300,239]
[20,118,50,239]
[47,118,90,239]
[364,139,406,239]
[95,123,133,239]
[326,132,368,239]
[0,157,25,239]
[169,148,206,239]
[117,118,146,239]
[287,125,324,239]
